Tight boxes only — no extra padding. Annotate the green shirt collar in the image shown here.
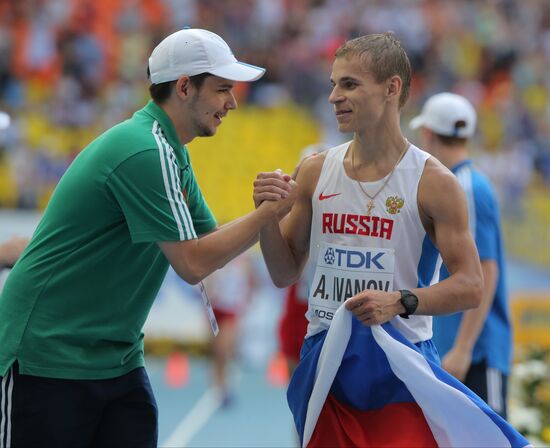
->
[142,100,188,169]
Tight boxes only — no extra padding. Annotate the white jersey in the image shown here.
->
[304,141,442,343]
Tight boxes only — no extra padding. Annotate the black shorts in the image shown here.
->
[464,359,508,419]
[0,362,158,448]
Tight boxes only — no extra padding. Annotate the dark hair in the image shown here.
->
[434,119,470,145]
[146,67,212,104]
[335,32,412,109]
[433,134,469,146]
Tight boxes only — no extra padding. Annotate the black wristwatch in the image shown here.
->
[399,289,419,319]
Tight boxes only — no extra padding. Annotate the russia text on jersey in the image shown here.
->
[322,213,394,240]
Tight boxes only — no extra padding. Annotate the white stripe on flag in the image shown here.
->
[302,304,352,448]
[372,326,511,447]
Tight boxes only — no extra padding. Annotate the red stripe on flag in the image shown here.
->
[308,394,437,447]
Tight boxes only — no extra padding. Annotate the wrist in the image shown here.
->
[398,289,419,319]
[255,204,282,228]
[391,291,403,315]
[453,341,474,354]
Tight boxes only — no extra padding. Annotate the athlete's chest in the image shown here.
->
[313,176,414,244]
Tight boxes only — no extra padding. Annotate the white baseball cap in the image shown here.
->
[148,28,265,84]
[0,111,10,130]
[409,92,477,138]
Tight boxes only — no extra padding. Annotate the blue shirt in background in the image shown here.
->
[432,160,512,374]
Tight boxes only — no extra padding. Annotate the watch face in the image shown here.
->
[401,291,418,315]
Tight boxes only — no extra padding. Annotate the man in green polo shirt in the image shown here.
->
[0,28,296,447]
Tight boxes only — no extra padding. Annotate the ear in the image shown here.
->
[175,76,192,100]
[386,75,402,101]
[421,127,431,140]
[422,127,437,145]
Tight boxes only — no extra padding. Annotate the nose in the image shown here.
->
[227,92,237,110]
[329,86,344,104]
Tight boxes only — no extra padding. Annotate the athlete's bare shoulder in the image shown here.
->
[418,156,467,222]
[292,151,328,198]
[421,156,456,185]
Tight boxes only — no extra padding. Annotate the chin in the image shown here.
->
[198,127,216,137]
[337,123,353,133]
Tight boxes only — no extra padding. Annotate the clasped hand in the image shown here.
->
[253,169,298,218]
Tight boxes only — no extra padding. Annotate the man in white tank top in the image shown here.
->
[254,33,482,345]
[252,33,485,445]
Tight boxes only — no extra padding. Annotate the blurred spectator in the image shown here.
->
[0,0,549,209]
[203,252,256,406]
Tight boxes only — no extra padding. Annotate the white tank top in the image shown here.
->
[304,141,442,343]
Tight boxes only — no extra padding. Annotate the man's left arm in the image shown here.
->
[442,183,501,380]
[0,236,29,268]
[346,158,483,324]
[442,260,498,380]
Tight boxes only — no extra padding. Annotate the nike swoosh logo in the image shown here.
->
[319,192,342,200]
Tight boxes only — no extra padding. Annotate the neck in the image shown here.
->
[159,101,194,145]
[436,145,469,170]
[348,134,409,184]
[351,131,409,166]
[351,106,405,161]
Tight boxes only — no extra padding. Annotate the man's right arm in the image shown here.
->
[0,236,29,268]
[255,155,324,288]
[107,150,297,285]
[159,187,296,285]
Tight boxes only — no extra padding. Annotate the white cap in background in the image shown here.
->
[409,92,477,138]
[148,28,265,84]
[0,111,10,130]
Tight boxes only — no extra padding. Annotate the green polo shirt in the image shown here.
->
[0,101,216,379]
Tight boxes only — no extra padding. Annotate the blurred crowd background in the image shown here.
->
[1,1,550,444]
[1,0,550,264]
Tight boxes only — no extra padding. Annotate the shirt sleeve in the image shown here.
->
[181,161,217,236]
[106,149,213,243]
[474,182,499,262]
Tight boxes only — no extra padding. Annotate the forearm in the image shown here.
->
[259,220,303,288]
[194,207,273,275]
[0,237,29,268]
[451,260,498,352]
[0,251,8,267]
[451,307,489,352]
[411,270,483,316]
[216,215,260,252]
[161,206,273,284]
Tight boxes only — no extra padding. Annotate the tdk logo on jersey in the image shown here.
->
[323,247,385,270]
[324,248,336,264]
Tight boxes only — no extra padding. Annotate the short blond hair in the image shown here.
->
[335,32,412,108]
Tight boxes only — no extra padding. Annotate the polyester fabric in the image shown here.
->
[288,305,530,448]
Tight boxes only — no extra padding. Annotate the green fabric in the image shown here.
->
[0,101,216,379]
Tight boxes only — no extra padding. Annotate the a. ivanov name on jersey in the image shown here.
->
[312,275,391,302]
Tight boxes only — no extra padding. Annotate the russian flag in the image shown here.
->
[288,305,531,447]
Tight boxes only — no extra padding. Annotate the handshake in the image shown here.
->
[253,169,298,219]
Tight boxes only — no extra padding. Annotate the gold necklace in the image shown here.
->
[351,139,409,215]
